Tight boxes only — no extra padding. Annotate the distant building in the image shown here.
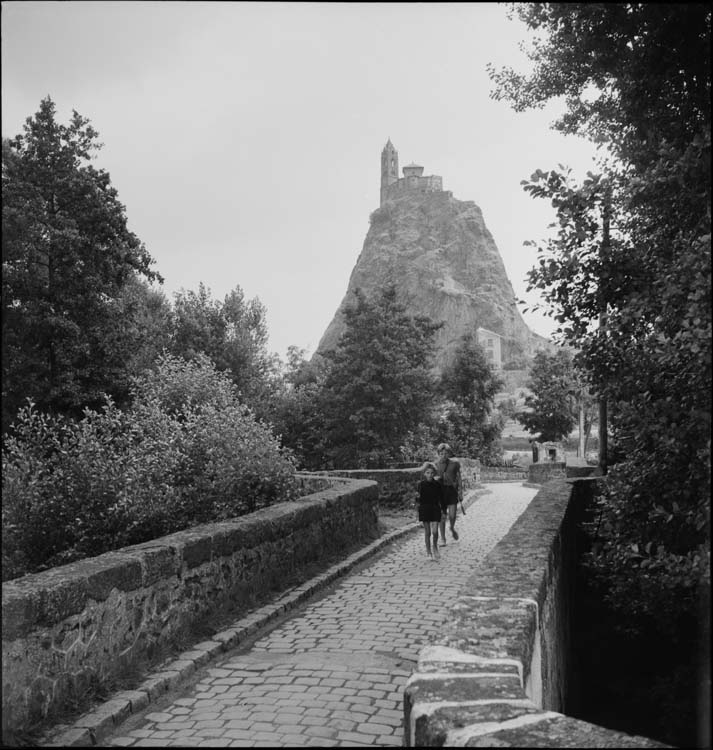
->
[380,139,444,206]
[531,440,565,463]
[476,327,502,370]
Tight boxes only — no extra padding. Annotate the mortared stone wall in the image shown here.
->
[1,478,378,739]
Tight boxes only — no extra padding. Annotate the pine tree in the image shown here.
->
[319,285,441,468]
[2,97,162,432]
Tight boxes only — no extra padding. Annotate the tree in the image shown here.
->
[438,333,504,459]
[97,276,174,409]
[269,346,331,470]
[2,97,162,433]
[517,348,591,444]
[490,5,710,745]
[170,283,279,419]
[319,285,442,468]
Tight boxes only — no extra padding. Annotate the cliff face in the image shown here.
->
[316,190,550,368]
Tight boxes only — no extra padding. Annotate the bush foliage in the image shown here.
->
[491,4,710,745]
[2,354,297,580]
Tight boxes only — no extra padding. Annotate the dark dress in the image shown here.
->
[418,479,443,523]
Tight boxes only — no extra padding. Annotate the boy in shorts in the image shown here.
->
[435,443,462,543]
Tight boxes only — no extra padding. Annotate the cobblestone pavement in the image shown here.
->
[105,483,537,747]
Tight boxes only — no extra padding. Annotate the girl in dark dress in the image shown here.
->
[418,461,443,561]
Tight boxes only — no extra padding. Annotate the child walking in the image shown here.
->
[435,443,463,544]
[417,461,443,561]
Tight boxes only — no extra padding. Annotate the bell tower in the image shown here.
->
[380,138,399,206]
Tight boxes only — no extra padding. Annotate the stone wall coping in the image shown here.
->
[2,478,377,640]
[303,456,479,476]
[302,468,422,476]
[404,478,671,748]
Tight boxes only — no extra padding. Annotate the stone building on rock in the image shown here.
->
[380,139,445,206]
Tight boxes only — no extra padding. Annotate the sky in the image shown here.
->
[1,1,602,361]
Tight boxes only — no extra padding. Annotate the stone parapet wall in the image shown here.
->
[307,468,420,510]
[309,457,481,510]
[528,461,567,484]
[481,466,529,482]
[403,478,669,748]
[2,478,378,739]
[456,458,481,491]
[566,464,597,479]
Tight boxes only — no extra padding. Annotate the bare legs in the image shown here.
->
[439,504,458,542]
[448,503,459,539]
[423,522,432,557]
[424,521,440,560]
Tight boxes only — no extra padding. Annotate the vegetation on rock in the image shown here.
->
[319,189,549,367]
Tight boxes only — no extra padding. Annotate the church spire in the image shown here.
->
[380,139,399,206]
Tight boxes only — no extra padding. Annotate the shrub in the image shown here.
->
[399,424,439,464]
[503,357,529,370]
[368,203,394,226]
[2,354,297,580]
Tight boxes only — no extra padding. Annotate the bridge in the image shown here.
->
[11,478,667,747]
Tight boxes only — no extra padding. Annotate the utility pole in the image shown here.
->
[598,181,611,475]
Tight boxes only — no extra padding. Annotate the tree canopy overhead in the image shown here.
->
[490,5,710,746]
[2,97,162,432]
[489,4,710,159]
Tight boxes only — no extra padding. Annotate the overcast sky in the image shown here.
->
[2,1,601,360]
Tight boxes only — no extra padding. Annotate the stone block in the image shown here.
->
[407,673,525,705]
[211,525,251,557]
[566,464,596,478]
[457,713,671,747]
[408,701,540,747]
[150,669,182,690]
[44,726,93,746]
[178,533,213,569]
[74,706,117,745]
[180,645,220,666]
[141,674,171,701]
[438,599,538,667]
[164,659,196,679]
[40,576,89,625]
[83,555,143,600]
[131,545,180,586]
[112,689,150,713]
[1,585,42,639]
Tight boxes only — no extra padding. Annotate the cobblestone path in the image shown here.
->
[106,483,537,747]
